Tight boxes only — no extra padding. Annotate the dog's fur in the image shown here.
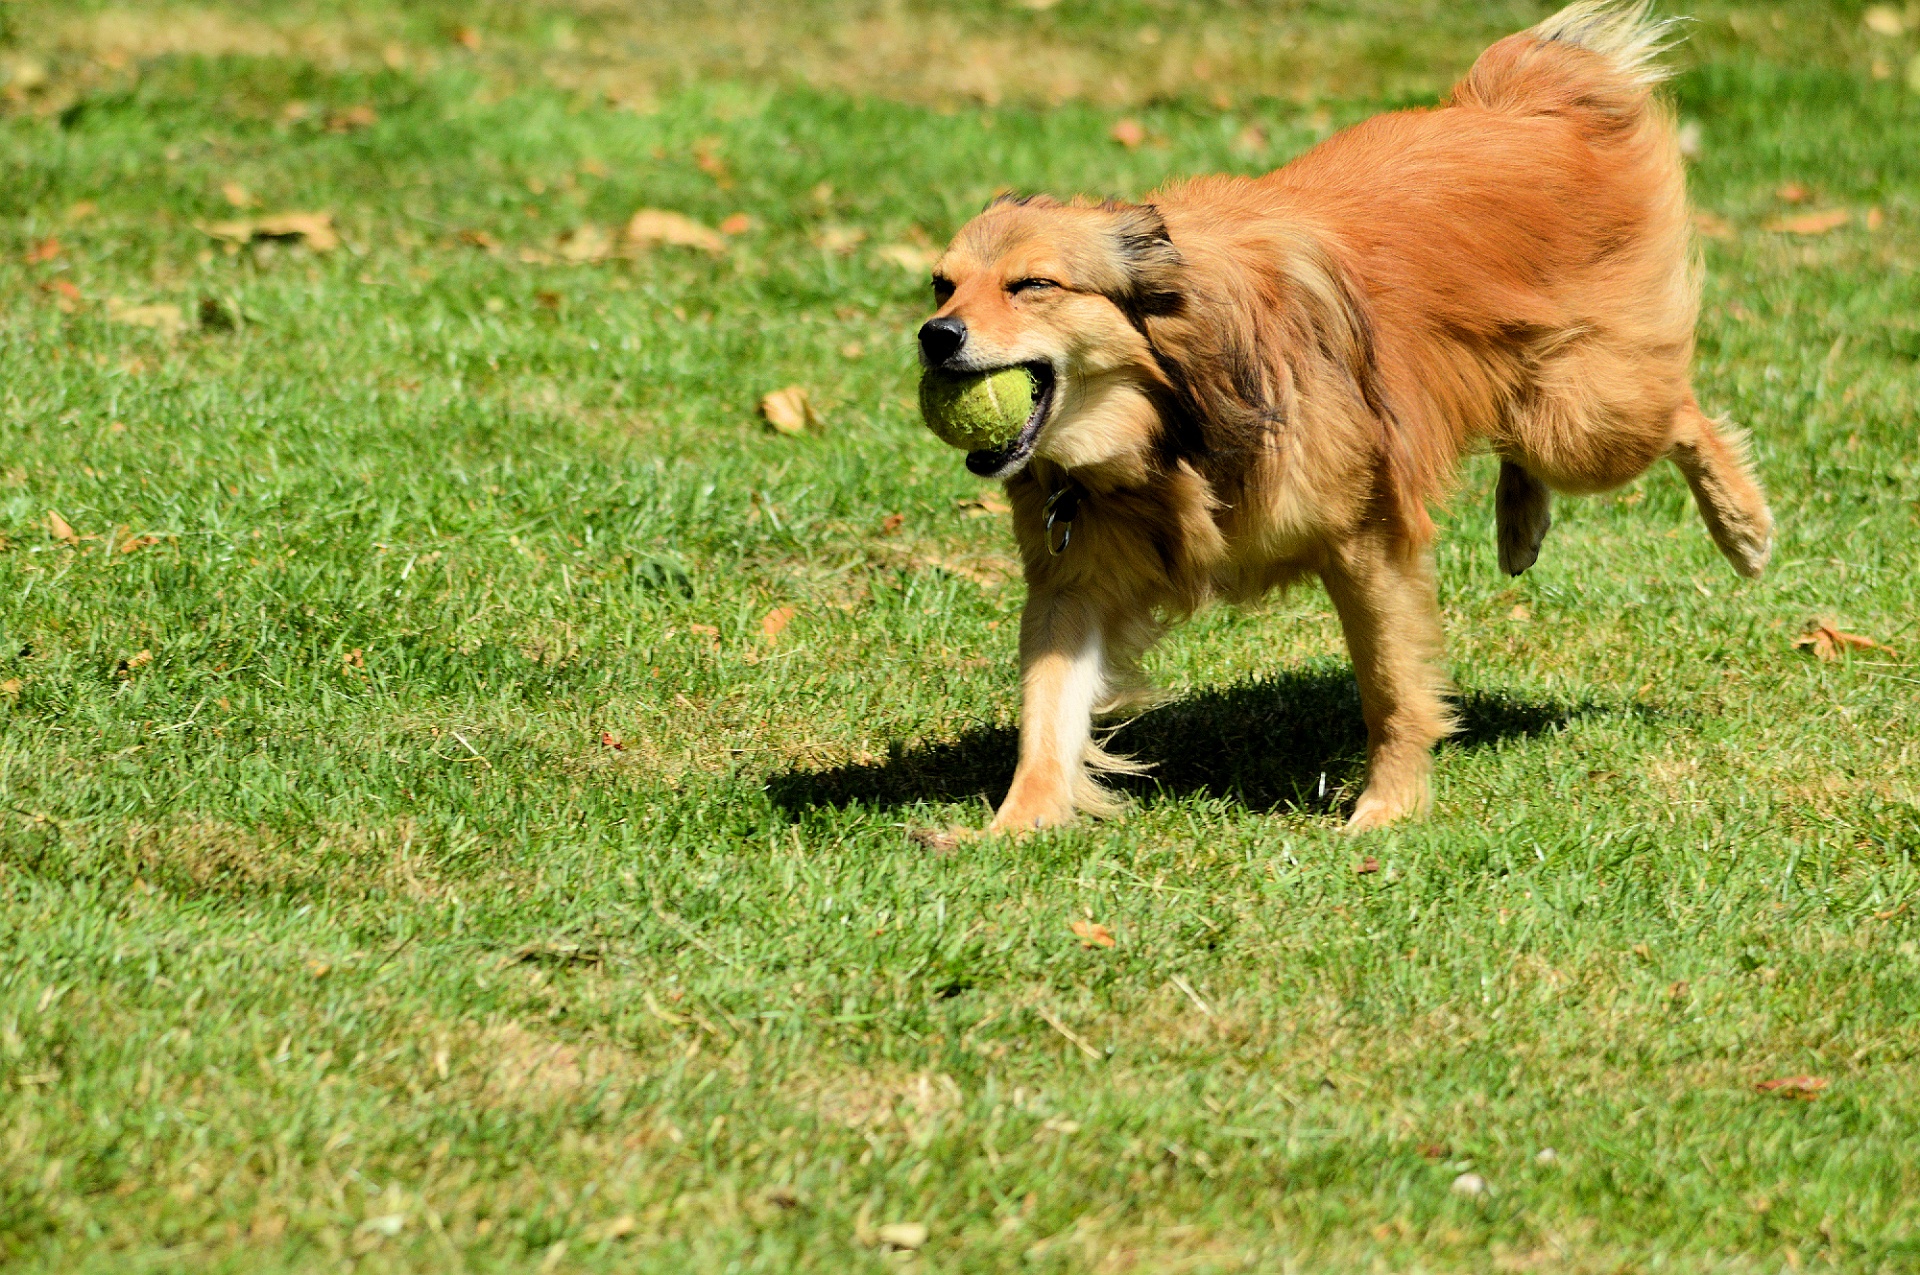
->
[918,1,1773,833]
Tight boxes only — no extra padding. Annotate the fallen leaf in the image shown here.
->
[116,650,153,678]
[556,223,612,263]
[1866,206,1885,232]
[757,1185,803,1210]
[875,242,938,273]
[600,731,625,751]
[454,25,481,50]
[1693,211,1735,240]
[876,1222,928,1251]
[1418,1143,1449,1160]
[1509,604,1530,621]
[119,533,159,554]
[1775,181,1810,205]
[1755,1075,1827,1099]
[1864,5,1905,36]
[457,228,500,251]
[203,211,339,252]
[280,101,312,124]
[590,1215,637,1242]
[880,513,905,534]
[760,606,796,641]
[692,137,733,188]
[325,104,377,132]
[956,494,1013,517]
[718,212,753,235]
[221,181,256,209]
[65,200,96,221]
[1071,918,1116,948]
[107,300,186,336]
[1765,209,1849,236]
[25,237,60,264]
[47,510,80,545]
[342,648,365,669]
[687,623,719,649]
[1676,119,1704,160]
[1,677,21,696]
[1110,118,1146,148]
[622,209,725,254]
[1668,979,1690,1003]
[759,386,821,435]
[1355,856,1381,875]
[814,225,867,255]
[1793,619,1896,661]
[306,960,331,978]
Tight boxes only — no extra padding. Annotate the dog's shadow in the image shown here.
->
[765,666,1594,820]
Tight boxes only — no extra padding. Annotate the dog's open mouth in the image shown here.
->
[965,362,1055,479]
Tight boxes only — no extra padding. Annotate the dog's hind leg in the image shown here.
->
[1320,533,1457,832]
[1667,397,1773,578]
[1495,459,1553,576]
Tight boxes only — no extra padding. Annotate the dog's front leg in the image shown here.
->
[1320,533,1456,831]
[987,588,1107,834]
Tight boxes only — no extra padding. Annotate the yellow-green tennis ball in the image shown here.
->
[919,367,1036,452]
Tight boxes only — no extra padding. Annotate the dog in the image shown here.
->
[916,1,1773,834]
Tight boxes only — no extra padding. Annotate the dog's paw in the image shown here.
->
[1343,790,1425,833]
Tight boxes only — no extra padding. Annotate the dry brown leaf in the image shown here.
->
[556,223,612,263]
[759,386,821,435]
[718,212,753,235]
[107,300,186,336]
[119,533,159,554]
[1864,5,1905,36]
[875,242,938,273]
[325,104,377,133]
[457,228,499,251]
[622,208,725,254]
[876,1223,928,1251]
[1866,206,1885,232]
[1765,209,1849,236]
[1071,918,1116,948]
[454,25,481,50]
[1355,856,1381,875]
[1793,619,1896,661]
[221,181,256,209]
[1755,1075,1827,1099]
[687,623,720,651]
[692,137,734,189]
[880,513,905,534]
[204,211,339,252]
[760,606,796,641]
[1110,118,1146,148]
[814,225,867,255]
[116,650,153,679]
[600,731,625,751]
[956,494,1012,517]
[47,510,79,545]
[1692,211,1735,240]
[1,678,21,697]
[1775,181,1810,204]
[25,237,60,264]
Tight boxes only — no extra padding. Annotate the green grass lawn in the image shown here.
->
[2,2,1919,1270]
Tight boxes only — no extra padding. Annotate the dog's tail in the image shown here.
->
[1452,1,1683,123]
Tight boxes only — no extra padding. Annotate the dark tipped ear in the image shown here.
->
[1106,203,1183,319]
[986,191,1061,211]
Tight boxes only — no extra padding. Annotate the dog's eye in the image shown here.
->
[1007,278,1059,295]
[931,276,955,304]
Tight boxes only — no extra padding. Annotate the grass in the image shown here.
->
[2,1,1919,1270]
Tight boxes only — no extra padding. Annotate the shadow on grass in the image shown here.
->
[765,666,1600,819]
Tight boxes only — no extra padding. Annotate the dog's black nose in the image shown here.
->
[918,316,967,366]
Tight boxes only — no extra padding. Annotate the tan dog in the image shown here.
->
[917,1,1772,834]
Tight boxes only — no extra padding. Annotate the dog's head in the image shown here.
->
[919,196,1185,479]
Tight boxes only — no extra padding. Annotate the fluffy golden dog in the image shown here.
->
[917,1,1773,834]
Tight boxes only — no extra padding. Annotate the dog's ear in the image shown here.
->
[1102,202,1184,319]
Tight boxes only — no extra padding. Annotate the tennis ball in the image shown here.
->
[918,367,1036,452]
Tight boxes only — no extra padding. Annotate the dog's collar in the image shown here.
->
[1043,480,1084,556]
